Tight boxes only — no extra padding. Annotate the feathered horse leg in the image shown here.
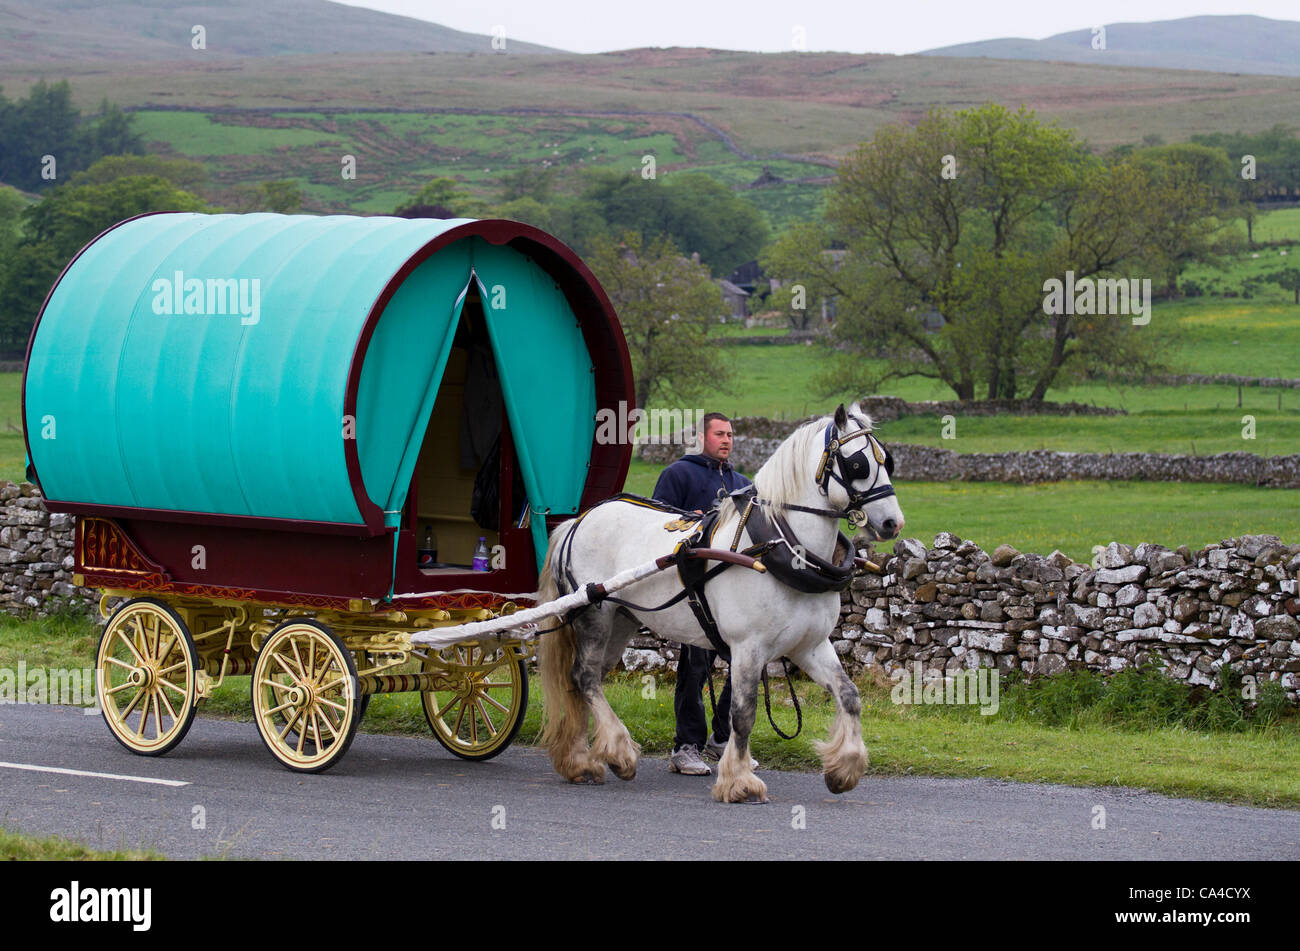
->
[537,523,605,784]
[791,638,868,794]
[711,648,768,804]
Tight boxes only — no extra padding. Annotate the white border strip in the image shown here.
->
[0,761,190,787]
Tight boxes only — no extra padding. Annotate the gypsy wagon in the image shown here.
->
[23,212,633,772]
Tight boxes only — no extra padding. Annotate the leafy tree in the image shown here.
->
[394,177,488,218]
[0,81,143,191]
[70,155,207,192]
[575,169,768,277]
[490,196,552,231]
[1264,267,1300,304]
[498,166,556,204]
[760,220,841,330]
[259,180,304,213]
[0,176,208,347]
[586,231,727,409]
[764,103,1215,401]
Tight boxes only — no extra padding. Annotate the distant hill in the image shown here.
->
[919,15,1300,78]
[0,0,562,61]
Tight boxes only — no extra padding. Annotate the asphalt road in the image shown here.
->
[2,703,1297,860]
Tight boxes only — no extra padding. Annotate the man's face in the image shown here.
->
[702,419,733,461]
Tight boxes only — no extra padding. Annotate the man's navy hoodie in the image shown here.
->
[652,453,752,513]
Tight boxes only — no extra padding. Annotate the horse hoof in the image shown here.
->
[571,769,606,785]
[744,793,768,804]
[610,762,636,781]
[824,772,860,794]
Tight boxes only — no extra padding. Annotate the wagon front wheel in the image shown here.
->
[96,598,198,756]
[420,644,528,761]
[252,620,360,773]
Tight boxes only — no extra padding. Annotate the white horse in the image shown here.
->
[537,402,905,803]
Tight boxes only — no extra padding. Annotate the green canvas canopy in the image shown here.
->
[24,212,632,568]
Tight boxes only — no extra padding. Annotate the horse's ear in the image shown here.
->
[833,403,848,429]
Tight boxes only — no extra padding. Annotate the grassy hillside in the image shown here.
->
[3,48,1298,162]
[0,0,560,62]
[129,107,832,222]
[920,15,1300,78]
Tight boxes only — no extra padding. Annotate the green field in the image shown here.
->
[130,108,833,225]
[624,460,1299,560]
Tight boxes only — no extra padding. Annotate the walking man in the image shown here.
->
[653,412,755,775]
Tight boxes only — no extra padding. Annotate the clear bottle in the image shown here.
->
[472,536,490,572]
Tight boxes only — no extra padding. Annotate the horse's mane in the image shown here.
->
[712,411,873,536]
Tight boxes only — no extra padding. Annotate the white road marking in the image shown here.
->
[0,761,190,787]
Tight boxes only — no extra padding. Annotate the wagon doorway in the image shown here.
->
[406,282,527,574]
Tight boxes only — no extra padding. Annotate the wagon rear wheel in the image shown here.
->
[420,644,528,761]
[96,598,198,756]
[252,620,360,773]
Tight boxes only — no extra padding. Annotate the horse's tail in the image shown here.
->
[536,518,589,778]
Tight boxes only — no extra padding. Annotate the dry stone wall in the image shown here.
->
[0,483,95,615]
[624,533,1300,704]
[2,483,1295,702]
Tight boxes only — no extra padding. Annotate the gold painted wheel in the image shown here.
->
[251,620,360,773]
[96,599,198,756]
[420,644,528,761]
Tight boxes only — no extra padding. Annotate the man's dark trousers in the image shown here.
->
[674,645,732,749]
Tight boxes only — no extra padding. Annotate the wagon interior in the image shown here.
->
[408,287,510,571]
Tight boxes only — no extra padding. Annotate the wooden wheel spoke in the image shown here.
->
[318,703,342,736]
[289,638,307,682]
[474,699,499,737]
[295,715,307,755]
[272,652,302,682]
[136,691,151,737]
[104,681,136,697]
[317,696,347,714]
[479,692,511,715]
[452,700,468,738]
[157,686,179,722]
[152,691,165,738]
[317,708,339,740]
[159,677,187,698]
[116,628,147,666]
[157,660,188,678]
[278,707,304,741]
[266,699,295,716]
[120,686,145,718]
[310,711,323,751]
[105,656,136,671]
[317,675,344,694]
[260,678,292,693]
[434,693,460,720]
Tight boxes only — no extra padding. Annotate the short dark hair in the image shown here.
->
[701,412,731,433]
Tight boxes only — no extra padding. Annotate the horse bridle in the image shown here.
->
[783,415,896,528]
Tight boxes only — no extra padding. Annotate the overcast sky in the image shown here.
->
[332,1,1298,54]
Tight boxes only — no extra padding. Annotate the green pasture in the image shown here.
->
[131,111,342,156]
[625,461,1299,562]
[1226,205,1300,245]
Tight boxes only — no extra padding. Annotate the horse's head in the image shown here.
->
[817,402,905,541]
